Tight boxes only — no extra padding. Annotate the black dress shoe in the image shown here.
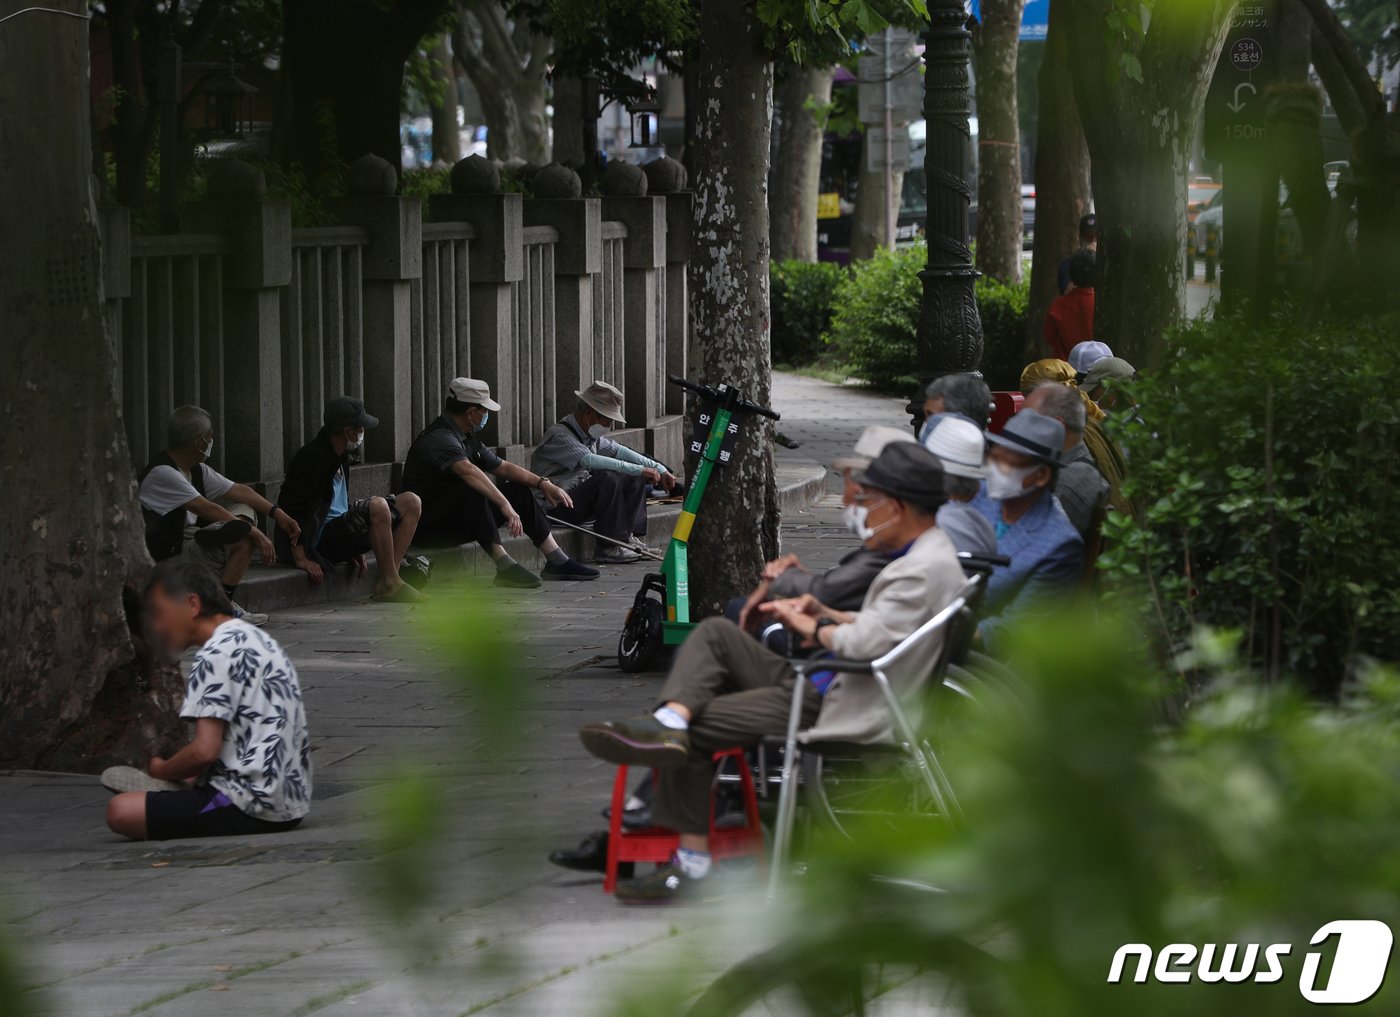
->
[548,830,633,877]
[578,715,691,769]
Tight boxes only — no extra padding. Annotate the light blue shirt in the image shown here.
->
[327,469,348,521]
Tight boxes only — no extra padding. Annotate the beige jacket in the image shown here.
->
[802,525,966,745]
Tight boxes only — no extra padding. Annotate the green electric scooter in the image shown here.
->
[617,374,780,672]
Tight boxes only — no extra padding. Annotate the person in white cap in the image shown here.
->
[530,381,678,564]
[402,378,599,588]
[1067,340,1113,378]
[922,413,998,557]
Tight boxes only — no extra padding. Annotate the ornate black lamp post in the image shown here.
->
[913,3,984,420]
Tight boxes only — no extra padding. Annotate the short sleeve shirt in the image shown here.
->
[402,414,502,503]
[138,463,235,527]
[181,619,313,822]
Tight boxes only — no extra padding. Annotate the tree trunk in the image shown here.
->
[452,0,552,164]
[551,74,587,167]
[686,0,778,616]
[771,65,833,263]
[280,0,447,185]
[1024,0,1090,359]
[430,35,462,166]
[850,137,903,261]
[972,0,1026,283]
[0,0,182,769]
[1066,0,1236,367]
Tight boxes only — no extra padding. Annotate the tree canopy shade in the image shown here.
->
[278,0,451,185]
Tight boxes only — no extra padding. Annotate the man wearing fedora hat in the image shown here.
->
[402,378,600,588]
[531,381,678,564]
[575,443,965,903]
[970,408,1083,651]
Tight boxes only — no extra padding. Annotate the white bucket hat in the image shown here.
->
[922,413,987,478]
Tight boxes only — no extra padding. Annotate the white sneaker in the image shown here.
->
[100,765,184,794]
[232,602,269,626]
[595,545,642,564]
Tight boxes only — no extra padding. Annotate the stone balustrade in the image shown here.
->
[101,153,692,498]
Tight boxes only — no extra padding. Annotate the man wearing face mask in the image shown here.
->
[403,378,599,588]
[276,397,427,602]
[137,405,301,626]
[574,442,966,903]
[970,408,1084,652]
[531,381,678,564]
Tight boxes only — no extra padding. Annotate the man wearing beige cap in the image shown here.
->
[531,381,678,564]
[402,378,599,588]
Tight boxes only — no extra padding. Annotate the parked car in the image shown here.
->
[1187,177,1222,222]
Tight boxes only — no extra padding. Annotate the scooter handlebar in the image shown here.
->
[667,374,781,421]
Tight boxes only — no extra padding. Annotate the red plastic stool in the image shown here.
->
[603,748,765,893]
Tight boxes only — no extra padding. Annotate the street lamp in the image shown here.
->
[914,2,984,423]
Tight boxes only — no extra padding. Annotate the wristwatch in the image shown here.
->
[815,617,839,636]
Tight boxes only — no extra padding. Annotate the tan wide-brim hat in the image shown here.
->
[576,380,626,423]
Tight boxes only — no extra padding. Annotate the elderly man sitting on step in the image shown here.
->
[531,381,679,564]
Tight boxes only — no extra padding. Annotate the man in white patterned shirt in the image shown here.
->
[104,559,313,840]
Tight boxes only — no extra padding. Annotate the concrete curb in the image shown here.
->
[238,457,830,613]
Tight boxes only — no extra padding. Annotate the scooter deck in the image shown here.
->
[661,621,696,646]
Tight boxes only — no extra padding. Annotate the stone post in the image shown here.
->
[332,154,422,464]
[601,162,682,469]
[645,157,691,418]
[430,155,524,450]
[525,164,600,420]
[183,160,291,483]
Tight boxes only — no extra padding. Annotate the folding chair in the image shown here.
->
[766,577,981,897]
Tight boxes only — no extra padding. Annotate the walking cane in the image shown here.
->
[545,515,665,561]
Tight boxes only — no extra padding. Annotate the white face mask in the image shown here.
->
[195,436,214,460]
[986,461,1041,501]
[588,423,610,439]
[845,499,893,543]
[347,430,364,450]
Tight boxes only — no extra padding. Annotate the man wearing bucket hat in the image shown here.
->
[970,408,1084,651]
[402,378,599,588]
[575,442,965,903]
[531,381,678,564]
[922,413,998,557]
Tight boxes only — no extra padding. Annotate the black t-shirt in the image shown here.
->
[402,414,503,504]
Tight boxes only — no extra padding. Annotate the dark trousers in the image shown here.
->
[550,471,648,542]
[652,617,820,835]
[415,480,551,551]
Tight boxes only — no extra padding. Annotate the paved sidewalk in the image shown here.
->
[0,373,911,1017]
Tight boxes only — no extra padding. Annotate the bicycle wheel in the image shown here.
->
[684,919,993,1017]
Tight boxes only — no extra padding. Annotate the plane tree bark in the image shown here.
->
[1024,0,1091,358]
[0,0,182,769]
[771,64,834,262]
[686,0,779,614]
[1065,0,1238,367]
[451,0,552,163]
[971,0,1027,284]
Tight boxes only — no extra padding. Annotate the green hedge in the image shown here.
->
[770,259,846,366]
[1099,311,1400,692]
[822,242,1030,391]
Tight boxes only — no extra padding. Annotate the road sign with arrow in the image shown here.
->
[1205,5,1277,159]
